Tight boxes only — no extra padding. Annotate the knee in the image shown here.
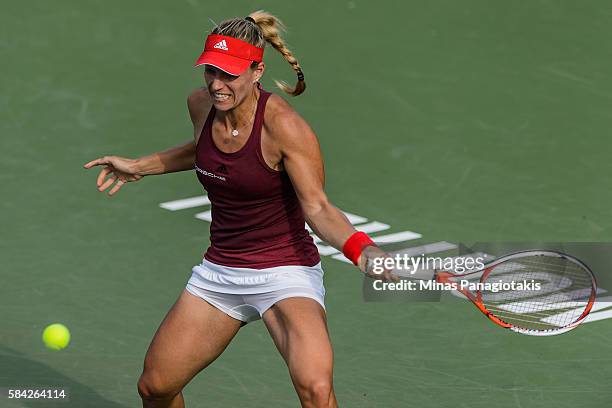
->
[296,378,333,406]
[137,371,180,402]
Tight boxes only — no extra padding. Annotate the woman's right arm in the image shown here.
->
[134,87,212,175]
[83,88,211,196]
[133,140,196,176]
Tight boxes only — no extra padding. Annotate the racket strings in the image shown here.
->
[483,304,584,328]
[482,308,563,328]
[474,255,595,332]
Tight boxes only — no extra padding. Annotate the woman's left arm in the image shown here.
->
[268,107,395,280]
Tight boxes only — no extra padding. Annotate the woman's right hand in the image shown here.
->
[83,155,144,196]
[360,245,400,282]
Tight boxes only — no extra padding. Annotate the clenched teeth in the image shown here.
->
[213,92,230,101]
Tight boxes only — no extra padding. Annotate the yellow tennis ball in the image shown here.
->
[42,323,71,350]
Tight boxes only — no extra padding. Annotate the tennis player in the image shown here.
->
[84,10,395,408]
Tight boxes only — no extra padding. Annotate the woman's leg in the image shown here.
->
[137,289,243,408]
[262,297,338,408]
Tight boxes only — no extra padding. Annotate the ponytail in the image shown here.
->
[247,10,305,96]
[212,11,306,96]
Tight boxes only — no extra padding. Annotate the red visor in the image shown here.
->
[194,34,264,76]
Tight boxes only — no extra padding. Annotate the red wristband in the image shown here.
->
[342,232,375,265]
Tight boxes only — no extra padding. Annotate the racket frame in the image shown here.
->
[434,250,597,336]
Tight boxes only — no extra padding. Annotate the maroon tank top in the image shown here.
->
[194,86,320,269]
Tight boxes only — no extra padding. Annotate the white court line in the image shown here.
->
[311,221,390,244]
[194,210,212,222]
[584,309,612,324]
[498,288,608,314]
[160,195,210,211]
[343,212,368,225]
[306,211,369,233]
[316,243,341,256]
[538,295,612,325]
[372,231,422,243]
[590,295,612,312]
[390,241,457,257]
[331,232,425,263]
[330,254,353,263]
[355,221,391,234]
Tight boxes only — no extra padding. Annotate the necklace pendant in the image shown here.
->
[231,129,239,137]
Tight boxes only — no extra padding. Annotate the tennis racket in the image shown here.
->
[432,250,597,336]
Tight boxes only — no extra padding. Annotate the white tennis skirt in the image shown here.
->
[186,259,326,322]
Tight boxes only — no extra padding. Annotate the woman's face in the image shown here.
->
[204,62,264,111]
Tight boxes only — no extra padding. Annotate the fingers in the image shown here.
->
[368,271,400,282]
[92,165,127,196]
[83,156,110,169]
[96,177,125,197]
[366,265,399,282]
[98,174,117,192]
[96,166,113,187]
[107,180,125,196]
[362,250,399,282]
[384,270,401,282]
[85,156,139,197]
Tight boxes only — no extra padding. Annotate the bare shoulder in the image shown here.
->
[187,87,212,127]
[264,93,319,149]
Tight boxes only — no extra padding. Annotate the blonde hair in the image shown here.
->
[211,10,305,96]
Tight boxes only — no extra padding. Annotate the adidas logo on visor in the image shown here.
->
[213,40,229,51]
